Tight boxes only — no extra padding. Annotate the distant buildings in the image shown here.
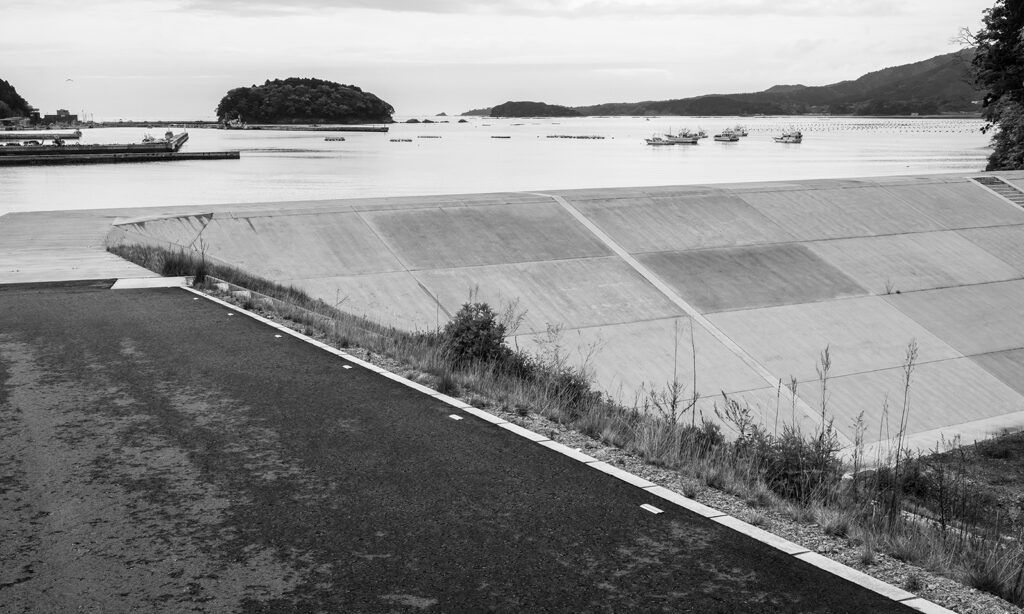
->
[41,109,78,126]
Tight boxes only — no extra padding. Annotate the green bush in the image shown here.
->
[440,303,512,366]
[757,424,844,504]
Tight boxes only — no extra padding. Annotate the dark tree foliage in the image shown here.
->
[490,101,581,117]
[973,0,1024,170]
[0,79,32,118]
[215,78,394,124]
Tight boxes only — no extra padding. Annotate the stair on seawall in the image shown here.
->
[974,176,1024,207]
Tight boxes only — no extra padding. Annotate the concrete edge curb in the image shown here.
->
[171,283,956,614]
[111,276,188,289]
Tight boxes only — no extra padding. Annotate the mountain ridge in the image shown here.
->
[463,50,981,117]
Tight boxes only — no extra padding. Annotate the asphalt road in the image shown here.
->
[0,285,918,613]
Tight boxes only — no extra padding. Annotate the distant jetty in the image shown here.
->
[0,131,239,166]
[0,129,82,141]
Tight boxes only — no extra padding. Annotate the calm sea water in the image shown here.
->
[0,116,990,215]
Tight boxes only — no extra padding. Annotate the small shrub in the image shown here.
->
[436,371,457,395]
[904,572,923,592]
[759,423,843,504]
[680,479,701,499]
[815,507,851,538]
[744,510,769,527]
[440,302,511,366]
[745,483,774,508]
[860,542,877,566]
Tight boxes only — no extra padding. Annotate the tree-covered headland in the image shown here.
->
[0,79,32,119]
[216,78,394,124]
[972,0,1024,170]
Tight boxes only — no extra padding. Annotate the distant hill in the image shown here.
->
[216,78,394,124]
[490,101,581,117]
[464,50,981,117]
[0,79,32,118]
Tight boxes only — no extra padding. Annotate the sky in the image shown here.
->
[2,0,995,120]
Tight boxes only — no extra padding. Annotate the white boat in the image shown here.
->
[645,135,674,146]
[773,130,803,143]
[733,125,749,137]
[662,129,700,145]
[713,129,740,142]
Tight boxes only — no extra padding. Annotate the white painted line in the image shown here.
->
[587,461,656,489]
[899,597,957,614]
[274,334,282,338]
[111,276,187,289]
[460,406,508,425]
[640,503,663,514]
[498,421,550,443]
[343,365,352,369]
[794,552,916,602]
[537,440,599,463]
[712,515,810,555]
[227,313,234,316]
[642,485,726,519]
[449,414,464,421]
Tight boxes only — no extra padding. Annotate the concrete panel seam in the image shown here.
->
[533,192,852,447]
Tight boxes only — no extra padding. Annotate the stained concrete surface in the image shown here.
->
[806,231,1021,294]
[638,244,866,313]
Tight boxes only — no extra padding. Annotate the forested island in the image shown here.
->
[489,101,581,118]
[0,79,32,119]
[464,50,980,118]
[216,78,394,124]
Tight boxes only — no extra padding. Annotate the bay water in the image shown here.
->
[0,116,990,215]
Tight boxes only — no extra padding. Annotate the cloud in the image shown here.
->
[178,0,907,18]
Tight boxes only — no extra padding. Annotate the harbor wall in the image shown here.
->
[112,171,1024,453]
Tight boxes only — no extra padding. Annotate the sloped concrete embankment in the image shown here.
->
[109,171,1024,453]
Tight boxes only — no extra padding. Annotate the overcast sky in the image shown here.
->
[3,0,993,120]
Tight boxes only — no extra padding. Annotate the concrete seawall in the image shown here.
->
[61,170,1024,451]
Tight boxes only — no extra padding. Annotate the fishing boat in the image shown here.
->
[662,129,700,145]
[713,129,740,142]
[733,125,749,137]
[645,135,674,146]
[773,130,803,143]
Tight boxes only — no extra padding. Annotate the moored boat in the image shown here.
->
[662,129,700,145]
[773,130,803,143]
[645,135,674,146]
[713,129,740,142]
